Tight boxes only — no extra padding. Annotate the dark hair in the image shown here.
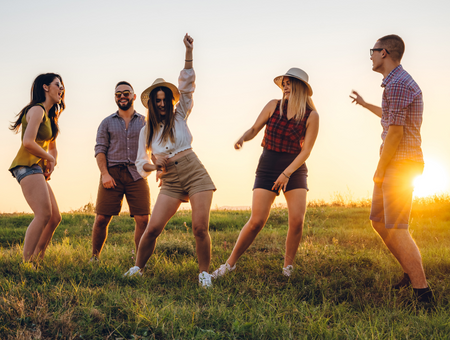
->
[378,34,405,62]
[10,73,65,140]
[145,87,175,149]
[115,81,133,91]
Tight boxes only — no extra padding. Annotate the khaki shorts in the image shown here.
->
[370,160,424,229]
[95,165,150,216]
[159,152,216,202]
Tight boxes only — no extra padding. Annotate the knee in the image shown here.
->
[134,215,149,229]
[144,226,161,240]
[290,215,304,228]
[247,217,266,233]
[192,224,209,239]
[49,213,62,229]
[94,215,111,229]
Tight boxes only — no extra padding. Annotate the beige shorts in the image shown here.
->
[159,152,216,202]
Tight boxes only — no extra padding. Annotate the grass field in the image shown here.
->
[1,196,450,339]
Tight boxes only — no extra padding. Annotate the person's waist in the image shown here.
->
[164,150,196,167]
[153,148,193,162]
[108,162,136,168]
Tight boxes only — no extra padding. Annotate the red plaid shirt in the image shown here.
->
[261,100,311,154]
[380,65,423,163]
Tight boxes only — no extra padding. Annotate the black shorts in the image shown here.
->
[253,149,308,196]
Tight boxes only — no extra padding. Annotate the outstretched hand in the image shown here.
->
[349,90,366,107]
[184,34,194,50]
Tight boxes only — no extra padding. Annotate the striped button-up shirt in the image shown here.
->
[95,111,146,181]
[380,65,424,163]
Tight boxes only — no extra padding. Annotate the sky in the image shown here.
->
[1,0,449,213]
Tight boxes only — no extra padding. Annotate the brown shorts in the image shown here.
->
[159,152,216,202]
[95,165,150,216]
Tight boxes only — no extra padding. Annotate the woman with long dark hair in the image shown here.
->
[124,34,216,287]
[212,68,319,279]
[9,73,65,261]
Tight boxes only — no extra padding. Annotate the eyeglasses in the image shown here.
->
[115,90,132,99]
[370,48,390,56]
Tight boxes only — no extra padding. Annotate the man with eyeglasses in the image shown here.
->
[350,34,432,303]
[91,81,149,260]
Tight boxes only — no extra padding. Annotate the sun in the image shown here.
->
[413,158,448,198]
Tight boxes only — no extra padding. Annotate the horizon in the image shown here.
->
[1,0,449,214]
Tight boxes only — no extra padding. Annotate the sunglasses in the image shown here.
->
[115,90,132,99]
[370,48,390,56]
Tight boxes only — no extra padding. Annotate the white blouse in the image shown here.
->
[136,68,195,178]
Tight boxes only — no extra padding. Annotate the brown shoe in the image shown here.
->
[392,273,411,289]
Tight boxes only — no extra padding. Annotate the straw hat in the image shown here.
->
[140,78,180,108]
[274,68,313,96]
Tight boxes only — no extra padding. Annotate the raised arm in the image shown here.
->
[234,100,278,149]
[350,90,382,118]
[184,34,193,70]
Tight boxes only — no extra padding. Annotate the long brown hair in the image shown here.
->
[145,87,176,150]
[280,77,315,122]
[10,73,65,140]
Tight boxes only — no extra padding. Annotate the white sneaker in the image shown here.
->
[283,265,293,277]
[123,266,142,277]
[211,262,236,279]
[199,271,213,288]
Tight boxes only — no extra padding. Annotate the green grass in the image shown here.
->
[1,196,450,339]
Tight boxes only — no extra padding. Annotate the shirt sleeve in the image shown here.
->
[135,125,152,178]
[94,119,109,157]
[386,83,416,126]
[175,68,195,119]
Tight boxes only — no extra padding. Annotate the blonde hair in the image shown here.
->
[280,77,316,122]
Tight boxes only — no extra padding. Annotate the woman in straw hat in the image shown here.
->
[124,34,216,287]
[212,68,319,279]
[9,73,66,262]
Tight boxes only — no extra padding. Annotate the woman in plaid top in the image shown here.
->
[212,68,319,279]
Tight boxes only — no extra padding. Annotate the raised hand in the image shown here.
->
[184,33,194,50]
[349,90,366,107]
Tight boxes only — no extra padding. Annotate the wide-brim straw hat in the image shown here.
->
[274,68,313,96]
[140,78,180,108]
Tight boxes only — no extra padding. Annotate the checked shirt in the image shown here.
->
[261,100,311,154]
[380,65,424,163]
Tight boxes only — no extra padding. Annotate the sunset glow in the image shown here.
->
[413,158,448,198]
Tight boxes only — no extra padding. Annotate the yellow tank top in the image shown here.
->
[9,104,54,172]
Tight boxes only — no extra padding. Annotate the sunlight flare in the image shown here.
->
[413,158,448,198]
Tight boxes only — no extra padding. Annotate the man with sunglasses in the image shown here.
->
[350,35,432,303]
[92,81,149,260]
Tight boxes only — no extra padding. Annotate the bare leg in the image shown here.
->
[135,194,181,268]
[372,221,428,288]
[33,183,62,259]
[190,190,214,273]
[284,189,307,267]
[92,214,113,258]
[227,189,277,267]
[133,214,149,252]
[20,174,52,261]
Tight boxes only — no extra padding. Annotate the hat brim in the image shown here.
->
[141,81,180,108]
[274,75,313,96]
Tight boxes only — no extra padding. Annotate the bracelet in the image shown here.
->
[282,172,290,179]
[185,59,193,62]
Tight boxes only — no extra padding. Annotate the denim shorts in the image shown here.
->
[10,164,44,184]
[370,161,424,229]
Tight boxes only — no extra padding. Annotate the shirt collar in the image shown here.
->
[381,64,403,88]
[112,110,139,118]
